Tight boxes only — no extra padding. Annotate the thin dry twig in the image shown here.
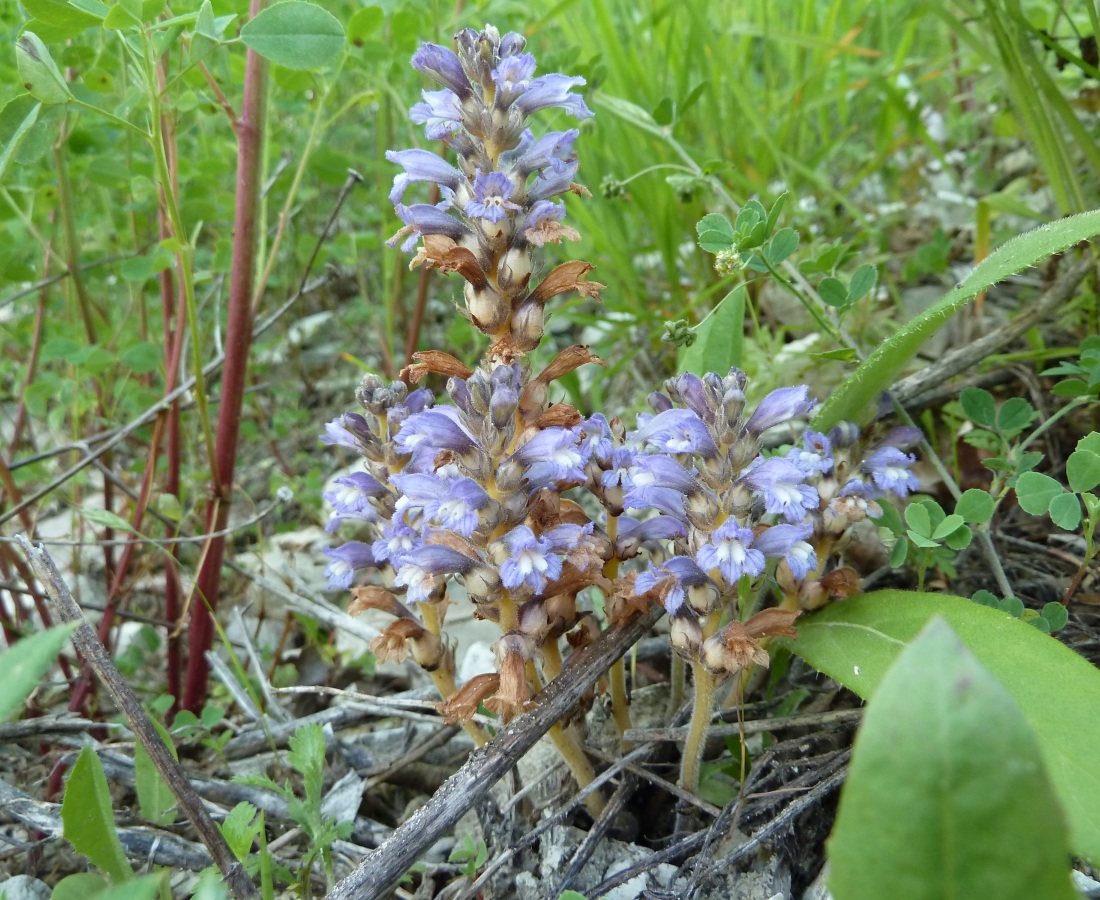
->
[624,707,863,743]
[16,537,258,900]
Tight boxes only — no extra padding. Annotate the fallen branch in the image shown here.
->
[16,536,258,900]
[325,605,664,900]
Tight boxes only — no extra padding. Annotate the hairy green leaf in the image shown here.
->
[828,617,1076,900]
[785,591,1100,863]
[62,744,133,881]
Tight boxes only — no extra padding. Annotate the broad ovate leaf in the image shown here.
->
[828,617,1076,900]
[785,590,1100,864]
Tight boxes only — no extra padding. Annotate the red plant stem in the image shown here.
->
[5,241,52,468]
[182,1,268,713]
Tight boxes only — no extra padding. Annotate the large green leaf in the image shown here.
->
[678,284,745,377]
[0,622,77,721]
[61,745,133,882]
[813,210,1100,430]
[239,1,345,70]
[827,617,1076,900]
[784,591,1100,864]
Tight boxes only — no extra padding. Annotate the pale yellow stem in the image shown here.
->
[421,601,490,747]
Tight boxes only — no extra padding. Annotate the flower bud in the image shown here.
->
[510,298,545,351]
[466,282,509,332]
[670,614,703,659]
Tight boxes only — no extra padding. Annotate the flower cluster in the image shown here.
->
[386,25,601,355]
[321,25,920,799]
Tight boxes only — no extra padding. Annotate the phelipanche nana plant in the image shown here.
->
[321,24,919,804]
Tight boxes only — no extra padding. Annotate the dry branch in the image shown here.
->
[325,605,664,900]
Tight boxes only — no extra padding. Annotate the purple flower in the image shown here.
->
[465,171,522,224]
[320,413,372,451]
[410,89,463,139]
[633,408,718,456]
[323,472,387,515]
[754,523,817,579]
[634,556,714,616]
[578,414,614,466]
[615,515,686,558]
[395,407,478,456]
[323,542,376,591]
[388,202,471,253]
[386,149,464,205]
[666,373,713,422]
[623,453,700,495]
[515,74,593,119]
[394,543,478,603]
[432,478,491,536]
[601,447,640,489]
[623,485,687,521]
[745,386,816,435]
[862,447,920,497]
[695,520,765,589]
[492,53,536,102]
[509,130,579,177]
[411,43,472,99]
[787,429,833,476]
[498,526,562,593]
[512,427,585,487]
[741,456,819,522]
[528,157,580,202]
[371,521,419,565]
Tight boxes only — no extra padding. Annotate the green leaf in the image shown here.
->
[955,488,995,525]
[847,263,878,302]
[930,513,964,541]
[81,507,137,534]
[651,96,674,126]
[119,341,162,374]
[287,723,325,808]
[1048,492,1082,531]
[50,873,107,900]
[696,212,735,254]
[1066,449,1100,494]
[817,276,849,309]
[959,386,996,427]
[943,523,972,551]
[785,591,1100,863]
[103,1,141,29]
[1042,602,1069,633]
[347,5,383,44]
[62,744,133,882]
[240,1,345,71]
[16,32,72,105]
[903,502,932,536]
[971,589,999,607]
[764,227,798,265]
[815,209,1100,430]
[189,0,218,64]
[678,285,745,378]
[1079,432,1100,455]
[0,95,59,177]
[21,0,100,40]
[997,397,1037,435]
[94,874,166,900]
[889,536,909,567]
[134,720,177,825]
[827,617,1076,900]
[1015,471,1065,516]
[220,801,262,862]
[0,622,78,721]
